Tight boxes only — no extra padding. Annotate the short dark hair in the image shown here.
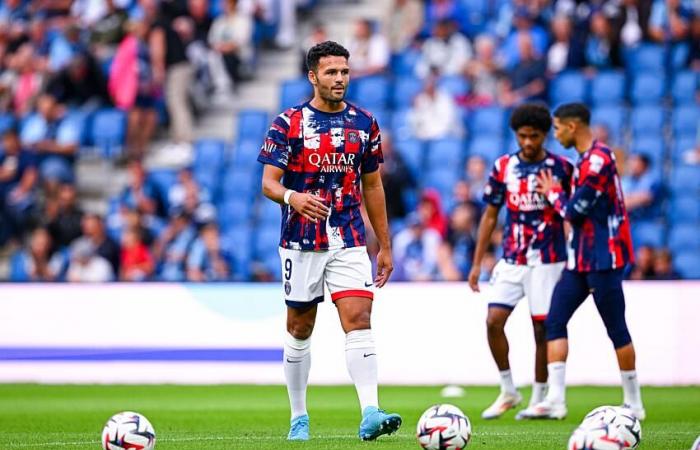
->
[509,103,552,132]
[553,103,591,125]
[632,152,651,168]
[306,41,350,72]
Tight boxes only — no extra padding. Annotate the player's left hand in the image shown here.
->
[535,169,560,195]
[374,248,393,288]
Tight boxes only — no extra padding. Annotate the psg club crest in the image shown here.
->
[284,281,292,296]
[347,131,359,144]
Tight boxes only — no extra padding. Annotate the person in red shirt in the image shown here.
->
[120,227,154,281]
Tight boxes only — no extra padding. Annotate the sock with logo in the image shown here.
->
[345,329,379,413]
[621,370,643,409]
[545,362,566,405]
[284,333,311,420]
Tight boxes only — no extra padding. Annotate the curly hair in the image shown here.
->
[509,103,552,133]
[306,41,350,72]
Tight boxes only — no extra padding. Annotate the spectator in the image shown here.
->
[150,0,196,143]
[66,238,114,282]
[547,15,584,75]
[88,0,129,62]
[186,0,215,109]
[186,222,233,281]
[611,0,653,49]
[0,128,38,243]
[415,19,472,79]
[300,22,327,74]
[651,249,680,280]
[0,43,45,116]
[21,93,79,188]
[153,209,196,281]
[622,153,662,221]
[49,23,86,73]
[27,18,51,65]
[585,11,618,69]
[437,202,478,281]
[424,0,460,31]
[392,212,443,281]
[648,0,692,44]
[449,180,482,213]
[498,7,549,70]
[46,183,83,248]
[119,160,160,216]
[47,52,110,108]
[629,244,655,279]
[408,73,461,140]
[462,35,504,107]
[499,33,547,106]
[385,0,424,53]
[0,0,29,25]
[209,0,254,90]
[417,188,448,238]
[379,135,415,222]
[347,19,390,78]
[81,213,120,275]
[168,167,215,224]
[464,155,488,205]
[120,226,154,281]
[12,227,66,281]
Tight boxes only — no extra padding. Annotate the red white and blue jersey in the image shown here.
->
[544,140,634,272]
[484,151,573,266]
[258,101,383,251]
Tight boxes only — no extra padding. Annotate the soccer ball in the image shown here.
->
[691,435,700,450]
[581,406,641,449]
[416,404,471,450]
[568,424,626,450]
[102,411,156,450]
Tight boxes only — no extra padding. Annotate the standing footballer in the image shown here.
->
[469,104,573,420]
[519,103,645,420]
[258,41,401,441]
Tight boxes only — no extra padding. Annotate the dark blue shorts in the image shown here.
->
[545,268,632,348]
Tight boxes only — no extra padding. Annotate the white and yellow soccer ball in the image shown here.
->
[568,423,626,450]
[416,404,471,450]
[101,411,156,450]
[581,406,641,449]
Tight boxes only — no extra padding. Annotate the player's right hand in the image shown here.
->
[289,192,330,223]
[468,266,481,293]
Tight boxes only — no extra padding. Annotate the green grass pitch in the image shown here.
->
[0,384,698,449]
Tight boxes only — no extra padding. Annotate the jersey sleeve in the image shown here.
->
[361,116,383,174]
[546,151,611,224]
[257,113,291,169]
[482,158,506,207]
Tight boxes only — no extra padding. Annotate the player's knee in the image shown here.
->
[544,316,567,341]
[288,322,314,340]
[486,316,506,335]
[606,323,632,349]
[345,311,371,331]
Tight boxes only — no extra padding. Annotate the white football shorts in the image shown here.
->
[488,260,566,320]
[278,246,374,308]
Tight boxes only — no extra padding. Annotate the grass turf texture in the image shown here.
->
[0,385,698,449]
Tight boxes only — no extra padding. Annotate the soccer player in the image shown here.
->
[468,104,573,419]
[518,103,645,420]
[258,41,402,441]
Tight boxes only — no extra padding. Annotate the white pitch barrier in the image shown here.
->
[0,282,698,385]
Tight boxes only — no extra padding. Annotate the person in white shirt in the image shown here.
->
[67,238,114,282]
[409,74,462,140]
[208,0,254,89]
[415,19,472,79]
[347,18,390,78]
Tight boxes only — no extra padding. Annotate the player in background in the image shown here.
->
[518,103,645,420]
[468,104,573,420]
[258,41,401,441]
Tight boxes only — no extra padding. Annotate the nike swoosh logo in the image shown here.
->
[364,282,373,287]
[286,359,301,364]
[363,353,376,358]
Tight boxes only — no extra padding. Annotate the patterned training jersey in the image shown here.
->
[484,151,574,265]
[257,101,383,251]
[544,140,634,272]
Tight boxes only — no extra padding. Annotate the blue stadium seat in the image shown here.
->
[395,139,424,175]
[669,196,700,224]
[673,251,700,279]
[237,110,269,141]
[671,70,698,105]
[669,166,700,194]
[390,108,414,138]
[630,73,665,105]
[590,71,625,106]
[424,167,460,201]
[668,224,700,254]
[222,225,253,278]
[221,169,256,200]
[194,139,226,168]
[280,78,312,109]
[233,139,263,168]
[630,106,665,138]
[630,135,665,167]
[625,44,665,73]
[391,50,421,77]
[469,136,504,162]
[631,221,665,248]
[672,105,699,137]
[256,197,282,225]
[426,138,464,169]
[218,198,252,230]
[671,136,697,162]
[470,106,505,138]
[438,75,470,98]
[0,114,15,135]
[254,225,281,258]
[550,71,587,105]
[260,253,282,280]
[392,77,423,109]
[371,109,390,130]
[147,169,178,204]
[91,108,126,159]
[350,76,389,110]
[591,105,627,142]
